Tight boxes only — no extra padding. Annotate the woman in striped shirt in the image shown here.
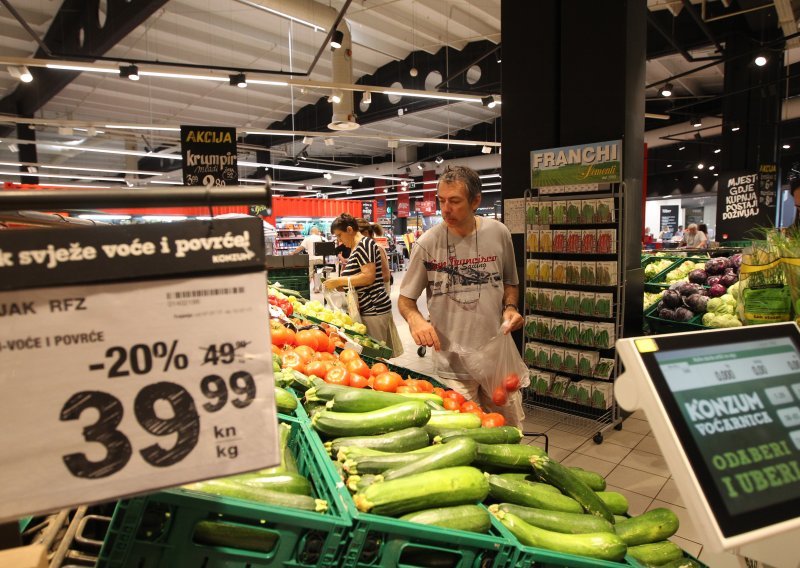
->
[323,213,404,358]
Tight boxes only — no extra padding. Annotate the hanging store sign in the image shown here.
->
[660,206,679,232]
[531,140,622,187]
[0,218,278,522]
[716,169,777,242]
[376,198,387,220]
[181,125,238,187]
[361,200,375,222]
[397,192,410,218]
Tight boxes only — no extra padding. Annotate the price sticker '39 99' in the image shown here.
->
[0,271,278,522]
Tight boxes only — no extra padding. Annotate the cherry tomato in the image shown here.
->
[481,412,506,428]
[373,372,402,392]
[371,362,389,376]
[346,358,371,379]
[349,374,369,388]
[338,349,360,364]
[295,330,319,351]
[443,398,461,411]
[492,386,508,406]
[504,373,521,392]
[443,391,466,406]
[326,367,350,386]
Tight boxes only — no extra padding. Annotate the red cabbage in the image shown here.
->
[688,269,707,284]
[662,289,683,309]
[675,307,694,321]
[708,283,727,297]
[677,282,702,297]
[705,258,727,276]
[706,276,722,288]
[658,307,677,320]
[729,254,742,270]
[684,293,708,313]
[719,273,738,288]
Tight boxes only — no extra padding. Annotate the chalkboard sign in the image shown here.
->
[716,170,777,241]
[181,125,238,187]
[660,205,678,232]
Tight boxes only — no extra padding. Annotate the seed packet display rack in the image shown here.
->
[522,185,625,443]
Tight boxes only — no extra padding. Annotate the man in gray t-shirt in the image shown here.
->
[399,166,525,426]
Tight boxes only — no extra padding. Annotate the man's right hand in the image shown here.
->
[409,316,441,351]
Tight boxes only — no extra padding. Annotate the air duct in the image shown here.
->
[328,23,359,131]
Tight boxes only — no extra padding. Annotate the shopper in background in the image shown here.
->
[290,226,324,293]
[334,238,351,276]
[698,223,712,243]
[643,227,654,246]
[680,223,708,249]
[672,225,684,241]
[658,226,673,241]
[324,213,404,357]
[398,165,524,427]
[357,218,392,290]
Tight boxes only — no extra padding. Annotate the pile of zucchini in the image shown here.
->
[305,381,701,567]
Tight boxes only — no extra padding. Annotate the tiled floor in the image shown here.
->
[310,270,741,566]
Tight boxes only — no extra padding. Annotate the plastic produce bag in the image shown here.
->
[452,325,530,407]
[738,240,791,325]
[345,277,362,323]
[323,288,348,312]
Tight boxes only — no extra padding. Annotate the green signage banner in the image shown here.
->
[530,140,622,187]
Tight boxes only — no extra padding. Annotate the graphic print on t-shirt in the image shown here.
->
[423,246,502,309]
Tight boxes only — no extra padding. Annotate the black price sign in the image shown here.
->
[660,205,678,232]
[181,125,238,187]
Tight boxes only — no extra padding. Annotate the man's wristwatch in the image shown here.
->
[503,303,518,312]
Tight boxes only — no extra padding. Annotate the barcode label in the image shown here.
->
[167,287,245,300]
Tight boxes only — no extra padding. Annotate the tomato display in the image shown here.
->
[370,362,389,376]
[292,345,315,363]
[443,391,466,406]
[346,358,371,379]
[280,352,305,374]
[481,412,506,428]
[270,320,296,347]
[326,367,350,386]
[373,371,403,392]
[338,349,360,363]
[349,374,369,388]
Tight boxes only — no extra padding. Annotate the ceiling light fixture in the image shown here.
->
[435,156,444,164]
[302,136,314,145]
[697,163,704,169]
[708,165,716,171]
[783,144,791,149]
[323,172,333,180]
[666,164,673,168]
[481,96,497,109]
[481,145,492,154]
[731,124,741,132]
[692,117,702,128]
[358,176,363,182]
[330,29,344,50]
[119,64,139,81]
[678,146,686,151]
[496,51,502,64]
[324,137,335,146]
[229,73,247,88]
[7,65,32,83]
[754,55,767,67]
[328,91,342,104]
[693,175,699,179]
[362,91,372,104]
[417,163,424,170]
[714,148,721,154]
[660,82,673,97]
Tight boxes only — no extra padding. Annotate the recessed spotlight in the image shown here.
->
[328,91,342,104]
[678,146,686,151]
[708,165,716,171]
[229,73,247,88]
[783,144,791,149]
[119,64,139,81]
[358,176,363,182]
[362,91,372,104]
[660,82,673,97]
[481,96,497,109]
[755,55,767,67]
[731,125,740,132]
[713,173,718,177]
[330,29,344,50]
[697,163,704,170]
[693,175,699,179]
[692,117,702,128]
[713,148,721,154]
[666,164,673,168]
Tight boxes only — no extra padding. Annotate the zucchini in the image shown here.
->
[259,422,294,474]
[331,459,346,481]
[326,427,430,456]
[425,412,482,431]
[530,454,614,524]
[304,382,354,403]
[382,437,478,481]
[614,508,679,546]
[275,386,298,414]
[184,480,326,512]
[288,370,315,392]
[436,426,523,445]
[225,472,311,496]
[342,446,439,474]
[326,389,408,413]
[493,511,626,562]
[400,504,491,533]
[596,491,629,515]
[337,444,438,462]
[354,466,489,515]
[474,443,546,471]
[626,541,684,566]
[193,520,278,553]
[491,503,614,534]
[487,474,583,513]
[614,515,628,524]
[347,473,380,493]
[496,473,562,493]
[312,401,431,437]
[569,467,606,491]
[425,400,446,411]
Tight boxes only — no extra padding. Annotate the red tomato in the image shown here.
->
[504,373,521,392]
[460,400,481,413]
[481,413,506,428]
[367,376,375,389]
[271,344,283,355]
[443,398,461,411]
[492,386,508,406]
[443,391,466,406]
[338,349,360,364]
[464,408,485,419]
[349,374,369,388]
[305,360,332,380]
[314,351,336,361]
[404,379,420,391]
[370,362,389,376]
[346,359,371,379]
[415,380,434,393]
[292,345,315,363]
[295,330,319,351]
[396,385,417,393]
[326,367,350,386]
[432,387,446,398]
[373,372,402,392]
[281,352,305,374]
[270,321,296,347]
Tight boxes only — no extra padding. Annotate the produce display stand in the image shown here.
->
[522,184,625,444]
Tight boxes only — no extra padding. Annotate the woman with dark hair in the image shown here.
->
[323,213,403,357]
[356,217,391,290]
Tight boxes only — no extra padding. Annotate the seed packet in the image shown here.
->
[525,287,537,309]
[550,375,570,399]
[596,261,618,286]
[524,342,537,365]
[549,347,565,371]
[578,351,600,377]
[526,201,539,226]
[551,289,566,313]
[539,316,552,340]
[581,229,597,254]
[550,319,566,343]
[564,290,580,315]
[540,230,553,253]
[566,200,581,224]
[536,344,551,370]
[580,261,597,286]
[593,358,616,380]
[533,316,545,339]
[596,228,616,254]
[526,229,540,253]
[563,349,579,374]
[539,260,553,283]
[552,230,567,253]
[596,198,615,223]
[594,293,613,318]
[551,201,567,224]
[579,292,596,317]
[576,380,593,406]
[566,230,582,254]
[580,199,597,224]
[538,201,552,225]
[594,322,616,349]
[566,261,582,285]
[552,260,568,284]
[526,259,539,283]
[534,372,554,397]
[525,315,537,338]
[564,319,581,345]
[537,288,553,312]
[579,321,596,347]
[563,380,579,402]
[592,381,615,409]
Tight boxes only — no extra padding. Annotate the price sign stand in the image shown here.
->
[0,217,279,524]
[617,323,800,567]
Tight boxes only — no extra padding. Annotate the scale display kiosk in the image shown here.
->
[616,322,800,568]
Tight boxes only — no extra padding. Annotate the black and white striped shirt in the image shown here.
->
[341,236,392,315]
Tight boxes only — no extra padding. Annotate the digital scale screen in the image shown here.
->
[638,325,800,538]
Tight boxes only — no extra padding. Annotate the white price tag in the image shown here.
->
[0,271,279,522]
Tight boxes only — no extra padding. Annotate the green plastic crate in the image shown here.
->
[96,416,350,568]
[278,386,309,422]
[644,302,709,334]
